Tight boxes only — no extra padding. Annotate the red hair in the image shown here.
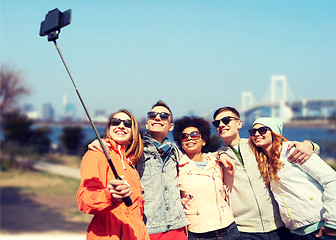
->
[249,132,288,187]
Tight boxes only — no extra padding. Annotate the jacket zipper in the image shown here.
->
[230,146,266,231]
[212,171,223,225]
[185,169,220,218]
[243,166,265,231]
[274,181,298,228]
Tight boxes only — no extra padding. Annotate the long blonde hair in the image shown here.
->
[249,131,288,187]
[104,109,144,164]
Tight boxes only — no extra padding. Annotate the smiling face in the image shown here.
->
[108,112,132,147]
[146,106,174,141]
[214,110,242,145]
[181,127,205,156]
[250,123,273,151]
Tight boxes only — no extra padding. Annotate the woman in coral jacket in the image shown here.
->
[77,109,149,240]
[172,116,241,240]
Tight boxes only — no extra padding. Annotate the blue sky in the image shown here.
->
[1,0,336,121]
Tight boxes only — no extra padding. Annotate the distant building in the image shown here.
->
[61,94,77,121]
[93,109,108,123]
[22,104,40,120]
[42,103,55,121]
[22,104,34,112]
[61,103,76,122]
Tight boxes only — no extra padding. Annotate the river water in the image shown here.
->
[48,125,336,158]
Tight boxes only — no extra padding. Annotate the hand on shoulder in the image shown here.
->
[88,139,110,152]
[216,151,236,175]
[287,140,314,165]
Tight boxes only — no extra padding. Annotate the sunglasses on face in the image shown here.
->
[180,131,201,142]
[212,116,239,128]
[110,118,132,128]
[147,111,170,120]
[248,126,269,136]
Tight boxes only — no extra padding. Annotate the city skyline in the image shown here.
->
[22,95,109,122]
[2,1,336,120]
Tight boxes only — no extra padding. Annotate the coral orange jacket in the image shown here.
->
[77,139,149,240]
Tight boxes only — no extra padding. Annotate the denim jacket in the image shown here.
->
[135,133,188,234]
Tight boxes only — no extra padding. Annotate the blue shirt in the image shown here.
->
[193,159,209,170]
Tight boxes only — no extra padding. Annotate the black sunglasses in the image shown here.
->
[248,126,269,136]
[110,118,132,128]
[147,111,170,120]
[180,131,201,142]
[212,116,239,128]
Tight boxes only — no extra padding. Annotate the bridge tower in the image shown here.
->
[241,91,254,111]
[241,91,254,122]
[270,75,287,104]
[270,75,292,121]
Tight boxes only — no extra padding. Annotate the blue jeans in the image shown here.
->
[188,222,241,240]
[291,230,336,240]
[240,226,292,240]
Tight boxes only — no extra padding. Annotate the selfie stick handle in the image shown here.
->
[53,40,132,207]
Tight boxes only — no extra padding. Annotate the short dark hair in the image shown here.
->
[173,116,211,153]
[150,100,173,122]
[213,106,240,120]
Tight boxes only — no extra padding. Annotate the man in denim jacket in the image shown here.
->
[136,100,188,240]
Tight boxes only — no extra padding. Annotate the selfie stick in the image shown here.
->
[40,9,132,206]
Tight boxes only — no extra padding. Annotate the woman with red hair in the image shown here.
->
[248,117,336,240]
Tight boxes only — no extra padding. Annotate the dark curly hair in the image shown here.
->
[173,116,211,152]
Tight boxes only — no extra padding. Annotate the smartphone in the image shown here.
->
[40,8,71,37]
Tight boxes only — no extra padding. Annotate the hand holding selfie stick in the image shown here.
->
[40,8,132,206]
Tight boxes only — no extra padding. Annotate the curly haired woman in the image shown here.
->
[173,116,240,240]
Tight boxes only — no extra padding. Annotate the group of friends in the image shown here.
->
[76,100,336,240]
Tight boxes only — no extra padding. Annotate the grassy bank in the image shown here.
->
[0,166,91,234]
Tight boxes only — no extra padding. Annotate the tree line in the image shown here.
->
[0,65,88,171]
